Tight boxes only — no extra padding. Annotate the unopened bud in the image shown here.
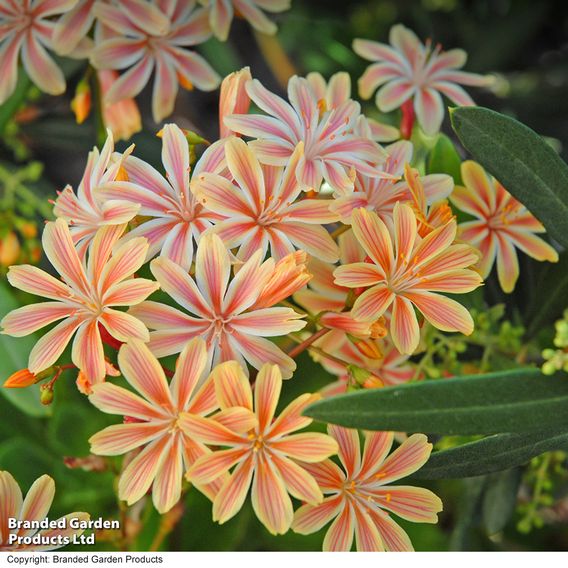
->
[5,369,36,388]
[19,221,38,239]
[352,339,383,360]
[40,384,54,405]
[0,232,20,266]
[71,78,92,125]
[369,317,388,339]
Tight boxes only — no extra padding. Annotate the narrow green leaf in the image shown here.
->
[427,133,463,183]
[305,369,568,435]
[482,468,522,535]
[0,283,50,417]
[0,73,31,136]
[450,106,568,247]
[413,430,568,479]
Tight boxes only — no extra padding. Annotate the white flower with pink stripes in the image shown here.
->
[129,233,306,378]
[91,0,220,122]
[1,220,158,385]
[354,24,493,135]
[0,0,77,104]
[292,427,442,551]
[183,361,338,534]
[99,123,225,271]
[224,76,388,193]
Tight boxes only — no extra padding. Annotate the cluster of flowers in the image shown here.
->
[0,0,292,125]
[1,22,558,551]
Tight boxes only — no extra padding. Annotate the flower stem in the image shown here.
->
[287,328,330,359]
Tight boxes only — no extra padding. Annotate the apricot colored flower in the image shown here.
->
[331,140,453,223]
[0,0,77,104]
[129,233,306,378]
[219,66,252,138]
[0,471,89,551]
[354,24,493,135]
[98,69,142,141]
[183,362,338,534]
[224,76,387,193]
[450,161,559,293]
[1,220,158,384]
[334,206,482,354]
[306,71,399,143]
[53,131,140,256]
[192,137,339,262]
[100,123,223,271]
[292,427,442,551]
[200,0,291,41]
[92,0,220,122]
[89,338,238,513]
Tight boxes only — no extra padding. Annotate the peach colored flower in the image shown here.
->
[1,220,158,384]
[89,338,240,513]
[292,427,442,551]
[334,206,482,354]
[129,233,306,378]
[92,0,220,122]
[354,24,493,135]
[182,362,338,534]
[100,123,223,271]
[331,140,453,223]
[98,69,142,141]
[53,130,140,256]
[0,471,89,551]
[200,0,291,41]
[450,161,558,293]
[219,66,252,138]
[0,0,77,104]
[306,71,400,143]
[224,76,388,193]
[192,137,340,262]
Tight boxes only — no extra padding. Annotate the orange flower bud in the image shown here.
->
[0,232,20,266]
[4,368,37,388]
[71,79,92,125]
[369,317,388,339]
[353,339,383,360]
[76,371,93,395]
[19,221,38,238]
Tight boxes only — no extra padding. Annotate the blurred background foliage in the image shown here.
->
[1,0,568,552]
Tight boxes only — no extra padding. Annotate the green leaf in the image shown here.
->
[427,133,463,183]
[0,73,31,136]
[482,468,522,535]
[450,106,568,248]
[304,369,568,435]
[413,430,568,479]
[0,282,49,417]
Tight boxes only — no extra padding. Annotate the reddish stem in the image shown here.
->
[287,328,330,359]
[400,99,415,140]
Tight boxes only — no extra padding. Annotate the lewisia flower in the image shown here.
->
[192,137,340,262]
[183,362,338,534]
[0,0,76,104]
[0,471,89,551]
[53,131,140,257]
[92,0,220,122]
[100,123,223,271]
[292,427,442,551]
[1,220,158,385]
[51,0,95,57]
[334,206,482,354]
[224,76,388,193]
[89,338,236,513]
[353,24,493,135]
[200,0,291,41]
[219,66,252,138]
[129,233,306,378]
[450,160,559,293]
[331,140,453,224]
[306,71,400,143]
